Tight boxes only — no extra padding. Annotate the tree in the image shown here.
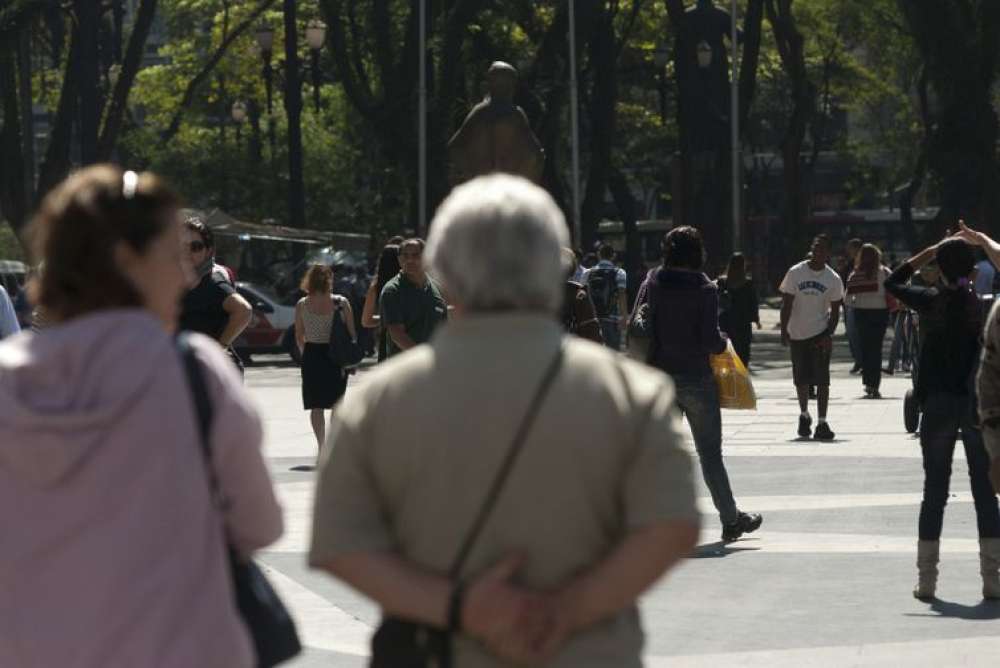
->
[0,0,158,246]
[897,1,1000,238]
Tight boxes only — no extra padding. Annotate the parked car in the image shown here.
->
[233,282,300,364]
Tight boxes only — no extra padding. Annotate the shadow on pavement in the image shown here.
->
[290,465,316,472]
[691,539,762,559]
[904,599,1000,621]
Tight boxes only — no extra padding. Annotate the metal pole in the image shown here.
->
[418,0,428,237]
[731,0,741,251]
[568,0,582,246]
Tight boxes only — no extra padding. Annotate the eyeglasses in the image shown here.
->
[188,241,207,253]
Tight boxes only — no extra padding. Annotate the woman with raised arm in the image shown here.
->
[885,231,1000,601]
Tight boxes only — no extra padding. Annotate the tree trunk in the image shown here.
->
[0,40,27,236]
[75,0,101,165]
[581,5,617,251]
[17,26,34,207]
[98,0,158,161]
[766,0,814,271]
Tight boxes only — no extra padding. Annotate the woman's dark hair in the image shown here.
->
[300,263,333,294]
[724,252,746,285]
[374,244,401,302]
[183,214,214,249]
[936,239,975,283]
[31,164,180,323]
[663,226,705,270]
[854,243,882,277]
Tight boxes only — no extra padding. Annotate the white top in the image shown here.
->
[779,260,845,340]
[847,266,890,310]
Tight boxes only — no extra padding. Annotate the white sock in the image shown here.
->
[801,411,811,419]
[818,418,827,425]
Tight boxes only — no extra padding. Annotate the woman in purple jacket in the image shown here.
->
[0,166,282,667]
[633,226,762,542]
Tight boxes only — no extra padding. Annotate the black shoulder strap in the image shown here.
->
[176,333,220,498]
[448,345,564,579]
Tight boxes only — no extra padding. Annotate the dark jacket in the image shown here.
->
[635,267,727,377]
[885,263,981,401]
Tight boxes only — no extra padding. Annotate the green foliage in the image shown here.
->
[0,223,25,261]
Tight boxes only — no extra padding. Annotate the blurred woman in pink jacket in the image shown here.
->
[0,165,283,667]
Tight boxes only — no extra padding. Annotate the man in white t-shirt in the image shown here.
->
[779,234,845,441]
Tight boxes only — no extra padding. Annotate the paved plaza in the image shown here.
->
[247,311,1000,667]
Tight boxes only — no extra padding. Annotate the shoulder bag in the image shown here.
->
[328,297,364,367]
[370,345,565,668]
[177,334,302,667]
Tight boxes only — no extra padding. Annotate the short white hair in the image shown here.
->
[426,175,569,313]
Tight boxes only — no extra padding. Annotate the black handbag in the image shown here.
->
[177,335,302,667]
[370,346,565,668]
[328,300,364,367]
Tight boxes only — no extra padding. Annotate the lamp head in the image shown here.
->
[306,19,327,50]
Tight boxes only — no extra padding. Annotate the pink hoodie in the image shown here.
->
[0,310,283,668]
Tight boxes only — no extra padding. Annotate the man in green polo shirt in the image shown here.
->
[380,238,448,357]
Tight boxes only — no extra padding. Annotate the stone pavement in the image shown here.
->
[244,311,1000,667]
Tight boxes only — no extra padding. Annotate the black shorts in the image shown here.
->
[790,334,831,387]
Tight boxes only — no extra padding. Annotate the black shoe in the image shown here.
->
[722,512,764,542]
[798,414,812,438]
[883,367,895,376]
[814,422,835,441]
[850,364,862,375]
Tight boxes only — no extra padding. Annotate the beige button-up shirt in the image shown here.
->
[310,314,698,667]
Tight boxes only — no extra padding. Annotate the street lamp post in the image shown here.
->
[305,20,327,113]
[730,0,741,252]
[418,0,427,237]
[231,100,247,146]
[568,0,582,247]
[255,25,276,159]
[282,0,307,228]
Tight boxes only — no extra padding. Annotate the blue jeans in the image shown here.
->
[845,305,860,365]
[600,319,622,351]
[673,374,740,525]
[918,392,1000,540]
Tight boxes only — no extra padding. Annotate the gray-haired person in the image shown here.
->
[309,175,699,666]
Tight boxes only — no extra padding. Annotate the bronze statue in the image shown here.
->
[447,62,545,185]
[676,0,740,153]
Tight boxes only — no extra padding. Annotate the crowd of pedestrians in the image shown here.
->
[7,163,1000,666]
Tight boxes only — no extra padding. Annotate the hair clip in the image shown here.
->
[122,170,139,200]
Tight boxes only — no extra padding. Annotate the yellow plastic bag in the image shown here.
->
[709,341,757,410]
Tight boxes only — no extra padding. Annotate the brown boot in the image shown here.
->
[913,540,939,600]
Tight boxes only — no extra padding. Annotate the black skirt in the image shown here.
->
[301,342,347,409]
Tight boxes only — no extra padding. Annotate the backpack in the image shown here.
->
[588,266,619,318]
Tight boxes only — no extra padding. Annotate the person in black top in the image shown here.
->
[179,216,252,370]
[884,235,1000,601]
[717,252,761,366]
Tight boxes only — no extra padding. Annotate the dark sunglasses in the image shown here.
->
[188,241,207,253]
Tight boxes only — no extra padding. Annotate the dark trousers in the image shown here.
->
[599,319,622,351]
[918,392,1000,540]
[855,308,888,390]
[725,321,752,367]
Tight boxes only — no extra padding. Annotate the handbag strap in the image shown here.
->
[176,334,222,502]
[448,345,564,579]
